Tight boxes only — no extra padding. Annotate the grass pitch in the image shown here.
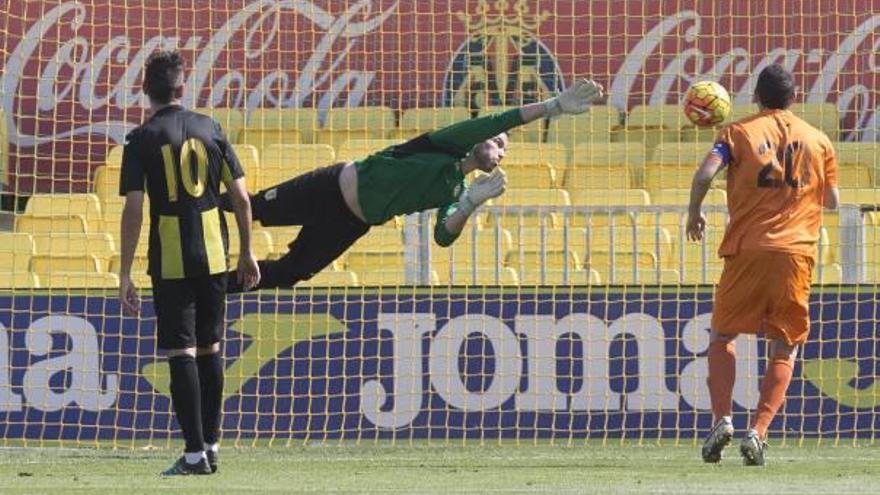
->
[1,442,878,494]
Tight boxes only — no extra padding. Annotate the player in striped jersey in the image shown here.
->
[118,50,260,475]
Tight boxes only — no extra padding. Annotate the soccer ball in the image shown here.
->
[683,81,732,127]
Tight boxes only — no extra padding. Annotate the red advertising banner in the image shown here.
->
[1,0,878,193]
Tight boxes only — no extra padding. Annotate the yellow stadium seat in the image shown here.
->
[0,232,35,272]
[599,268,682,285]
[489,188,571,232]
[92,165,121,201]
[100,196,151,240]
[584,225,674,274]
[503,142,567,168]
[790,103,840,140]
[0,271,40,289]
[336,139,400,163]
[264,226,301,256]
[568,189,651,228]
[479,106,545,142]
[230,144,260,191]
[30,254,103,277]
[109,254,149,276]
[398,107,472,139]
[239,128,301,150]
[344,227,406,275]
[298,269,360,287]
[246,108,320,145]
[16,214,89,236]
[645,142,714,192]
[547,105,622,148]
[835,142,878,188]
[42,272,119,289]
[622,105,686,147]
[433,227,512,277]
[318,107,396,148]
[30,233,116,271]
[25,194,102,228]
[437,266,520,285]
[106,145,125,167]
[0,108,7,189]
[259,144,336,189]
[651,188,726,206]
[567,143,644,190]
[517,267,601,285]
[226,228,274,259]
[357,268,438,286]
[192,108,246,143]
[839,188,880,205]
[504,163,558,189]
[814,262,842,285]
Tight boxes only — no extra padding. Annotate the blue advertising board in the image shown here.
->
[0,288,877,441]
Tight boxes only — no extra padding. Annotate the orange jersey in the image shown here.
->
[716,109,838,259]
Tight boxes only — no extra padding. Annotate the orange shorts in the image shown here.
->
[711,250,814,346]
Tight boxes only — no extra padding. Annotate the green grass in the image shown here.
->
[1,443,878,494]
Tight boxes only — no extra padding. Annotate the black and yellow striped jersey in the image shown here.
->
[119,105,245,280]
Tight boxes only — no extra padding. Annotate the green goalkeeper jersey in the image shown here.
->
[354,108,524,246]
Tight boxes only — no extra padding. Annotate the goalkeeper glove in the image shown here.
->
[458,168,507,215]
[544,79,604,117]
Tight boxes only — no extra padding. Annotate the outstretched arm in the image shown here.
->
[686,144,728,241]
[434,169,507,247]
[429,79,604,155]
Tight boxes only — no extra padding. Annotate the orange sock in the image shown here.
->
[751,355,794,439]
[707,339,736,422]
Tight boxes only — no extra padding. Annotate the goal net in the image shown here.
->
[0,0,878,446]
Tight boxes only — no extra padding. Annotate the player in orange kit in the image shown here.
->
[686,64,840,466]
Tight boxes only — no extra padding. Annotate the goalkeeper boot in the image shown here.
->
[206,449,218,474]
[701,416,734,463]
[161,455,213,476]
[740,429,768,466]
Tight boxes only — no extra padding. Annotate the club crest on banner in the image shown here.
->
[442,0,564,111]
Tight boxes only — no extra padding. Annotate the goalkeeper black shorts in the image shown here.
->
[151,273,227,350]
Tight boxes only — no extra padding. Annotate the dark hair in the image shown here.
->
[755,64,795,110]
[143,50,185,104]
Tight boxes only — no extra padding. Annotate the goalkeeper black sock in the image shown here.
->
[197,352,224,445]
[168,355,204,453]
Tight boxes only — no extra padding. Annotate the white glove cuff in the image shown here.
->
[458,194,478,215]
[545,97,563,117]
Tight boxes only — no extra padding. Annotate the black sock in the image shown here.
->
[197,353,225,445]
[168,355,204,454]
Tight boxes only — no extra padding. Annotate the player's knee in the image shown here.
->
[166,347,196,358]
[197,343,220,356]
[769,339,798,362]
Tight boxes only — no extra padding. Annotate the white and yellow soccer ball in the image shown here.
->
[683,81,732,127]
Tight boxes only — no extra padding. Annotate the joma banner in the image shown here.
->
[0,289,877,441]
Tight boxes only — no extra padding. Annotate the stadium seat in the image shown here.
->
[318,107,396,148]
[839,188,880,205]
[814,262,843,285]
[517,267,601,285]
[436,266,521,285]
[398,107,473,139]
[0,232,35,272]
[30,254,103,277]
[568,189,651,228]
[260,144,335,189]
[547,105,622,148]
[246,107,320,145]
[584,225,674,272]
[192,107,246,143]
[92,165,121,201]
[106,145,125,168]
[297,269,360,287]
[231,144,261,191]
[109,254,149,275]
[651,188,726,206]
[226,228,274,260]
[566,143,643,190]
[0,271,40,289]
[0,108,7,191]
[344,227,407,276]
[622,105,686,147]
[264,226,301,256]
[645,142,715,192]
[502,142,567,168]
[835,142,878,188]
[357,268,439,285]
[16,214,89,237]
[503,162,558,189]
[598,268,682,285]
[479,106,545,142]
[41,272,120,289]
[790,103,840,140]
[25,193,103,228]
[239,127,302,150]
[30,233,116,271]
[432,227,512,279]
[489,188,571,233]
[336,139,400,163]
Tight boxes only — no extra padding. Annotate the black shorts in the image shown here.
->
[152,274,227,350]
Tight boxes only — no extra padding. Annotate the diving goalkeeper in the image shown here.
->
[223,79,604,292]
